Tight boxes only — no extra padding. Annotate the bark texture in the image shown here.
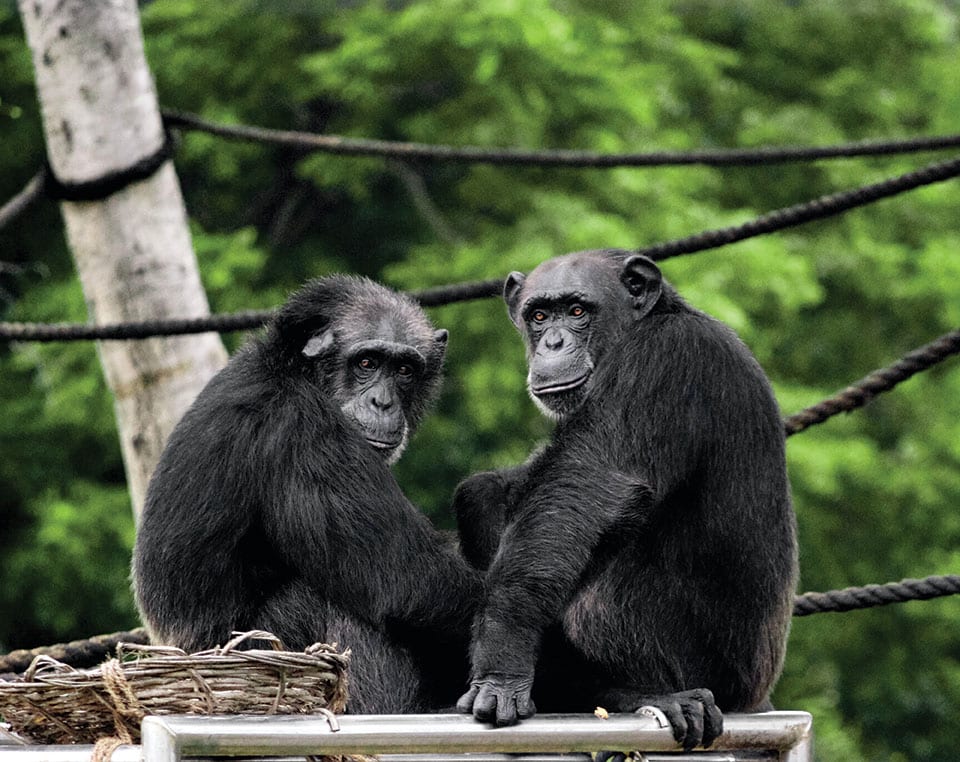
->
[19,0,228,518]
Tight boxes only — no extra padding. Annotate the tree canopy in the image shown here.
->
[1,2,959,759]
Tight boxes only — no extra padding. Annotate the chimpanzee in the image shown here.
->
[133,275,482,713]
[455,250,797,749]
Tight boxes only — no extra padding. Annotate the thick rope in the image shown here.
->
[0,310,273,343]
[784,328,960,435]
[3,154,959,342]
[162,110,960,168]
[0,628,148,675]
[793,575,960,616]
[3,121,959,231]
[90,658,141,762]
[41,131,176,203]
[0,132,172,235]
[414,278,504,307]
[4,123,958,232]
[636,153,960,261]
[0,282,507,342]
[2,578,957,675]
[101,657,143,734]
[91,736,129,762]
[1,312,954,449]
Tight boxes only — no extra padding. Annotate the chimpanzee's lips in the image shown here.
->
[352,414,404,454]
[530,372,590,396]
[366,438,401,452]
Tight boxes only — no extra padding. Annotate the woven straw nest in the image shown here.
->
[0,630,350,747]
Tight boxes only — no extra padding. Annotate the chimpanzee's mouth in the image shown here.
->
[345,407,407,460]
[366,438,401,452]
[531,372,590,396]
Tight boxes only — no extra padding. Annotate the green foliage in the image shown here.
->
[0,278,133,646]
[0,482,138,645]
[1,1,959,758]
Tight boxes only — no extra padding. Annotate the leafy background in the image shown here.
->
[2,2,959,759]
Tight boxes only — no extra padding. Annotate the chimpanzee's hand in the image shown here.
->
[593,689,722,762]
[453,472,510,571]
[454,471,509,512]
[634,689,723,750]
[456,673,536,726]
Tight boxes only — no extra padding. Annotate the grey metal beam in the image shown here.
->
[0,751,780,762]
[138,712,812,762]
[0,712,811,762]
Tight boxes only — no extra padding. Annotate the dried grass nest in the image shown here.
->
[0,630,350,747]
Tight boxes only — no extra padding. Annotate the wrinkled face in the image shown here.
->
[300,297,447,465]
[505,251,662,420]
[334,337,425,463]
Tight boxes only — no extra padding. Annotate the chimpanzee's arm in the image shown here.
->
[454,463,531,571]
[266,429,482,638]
[458,449,652,725]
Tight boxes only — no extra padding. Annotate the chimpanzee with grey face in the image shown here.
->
[134,275,481,713]
[455,250,797,749]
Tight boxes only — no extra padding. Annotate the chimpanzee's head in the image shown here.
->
[275,275,447,464]
[504,250,663,420]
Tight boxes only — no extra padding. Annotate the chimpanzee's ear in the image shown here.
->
[504,272,527,327]
[276,277,343,349]
[433,329,449,364]
[621,255,663,319]
[302,328,336,358]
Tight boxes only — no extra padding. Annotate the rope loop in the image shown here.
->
[42,129,176,203]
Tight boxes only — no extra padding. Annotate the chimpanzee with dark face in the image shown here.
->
[455,250,797,749]
[133,275,481,713]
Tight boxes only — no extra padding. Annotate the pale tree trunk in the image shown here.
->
[19,0,228,519]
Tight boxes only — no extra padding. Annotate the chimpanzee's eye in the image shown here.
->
[532,310,548,323]
[397,364,413,378]
[570,304,585,317]
[357,356,379,371]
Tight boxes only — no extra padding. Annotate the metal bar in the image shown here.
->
[779,731,813,762]
[0,751,779,762]
[137,712,811,761]
[382,751,781,761]
[0,713,810,761]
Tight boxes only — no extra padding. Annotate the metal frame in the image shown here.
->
[0,711,812,762]
[141,712,810,762]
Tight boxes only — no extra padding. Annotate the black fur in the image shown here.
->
[455,251,797,748]
[133,275,481,712]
